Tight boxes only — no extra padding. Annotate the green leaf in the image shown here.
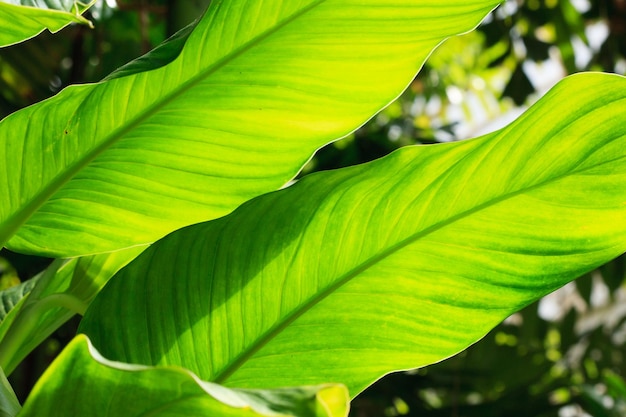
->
[80,73,626,396]
[103,21,194,81]
[0,277,36,322]
[0,0,500,257]
[604,370,626,400]
[0,366,20,417]
[19,334,349,417]
[0,1,95,47]
[580,385,615,417]
[0,246,145,374]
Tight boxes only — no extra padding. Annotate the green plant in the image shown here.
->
[1,1,626,416]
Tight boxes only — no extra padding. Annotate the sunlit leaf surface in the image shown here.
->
[0,0,500,257]
[81,73,626,396]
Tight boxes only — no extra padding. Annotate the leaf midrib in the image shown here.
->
[1,0,327,248]
[211,126,626,385]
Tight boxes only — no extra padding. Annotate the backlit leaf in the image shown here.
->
[80,73,626,396]
[0,0,500,257]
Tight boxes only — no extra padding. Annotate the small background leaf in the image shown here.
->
[0,278,36,323]
[0,0,94,47]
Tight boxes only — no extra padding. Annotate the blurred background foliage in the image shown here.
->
[1,0,625,416]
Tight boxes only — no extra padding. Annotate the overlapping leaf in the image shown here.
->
[0,0,94,47]
[19,335,349,417]
[80,73,626,396]
[0,366,19,417]
[0,247,145,374]
[0,276,36,322]
[0,0,500,257]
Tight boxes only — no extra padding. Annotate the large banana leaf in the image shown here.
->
[0,247,145,374]
[0,0,94,47]
[0,0,500,257]
[80,73,626,396]
[18,335,349,417]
